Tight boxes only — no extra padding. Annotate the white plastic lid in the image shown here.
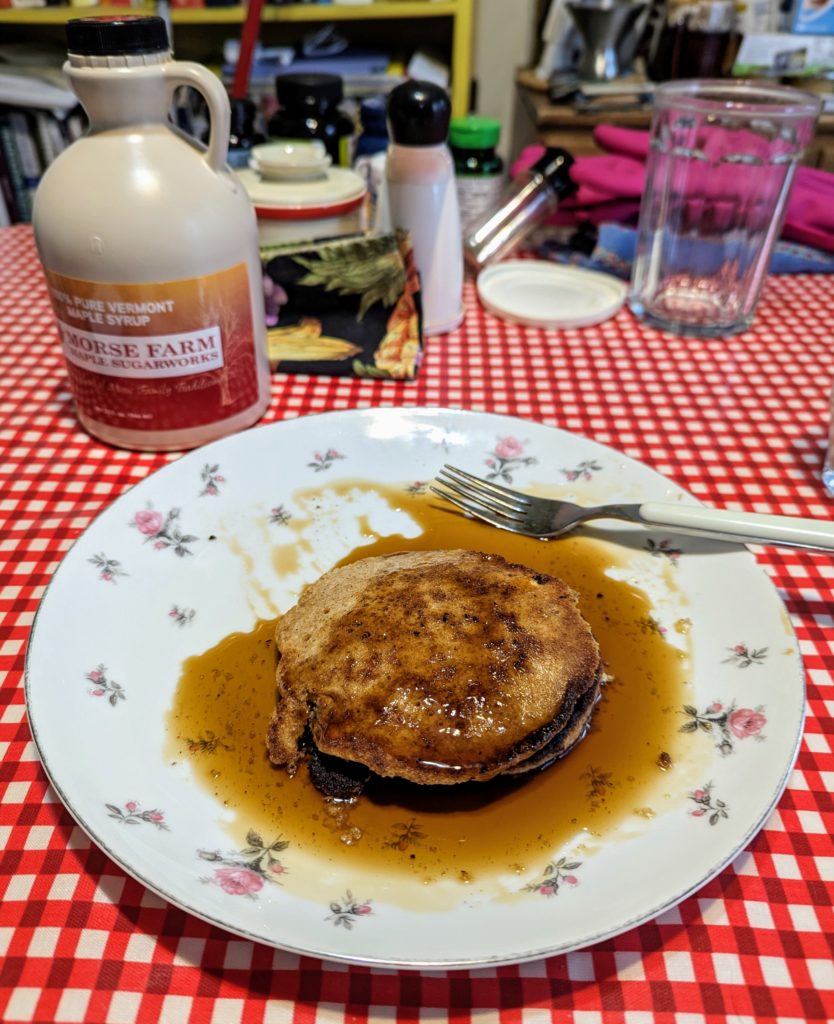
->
[476,260,627,328]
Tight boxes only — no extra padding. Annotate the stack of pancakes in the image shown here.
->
[267,549,603,797]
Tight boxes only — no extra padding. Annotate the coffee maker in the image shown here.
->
[536,0,649,82]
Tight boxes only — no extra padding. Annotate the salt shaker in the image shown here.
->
[463,148,575,271]
[381,80,464,336]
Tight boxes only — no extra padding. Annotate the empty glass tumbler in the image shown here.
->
[824,382,834,498]
[629,80,822,337]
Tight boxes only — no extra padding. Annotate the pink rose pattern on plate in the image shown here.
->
[198,829,289,899]
[524,856,582,897]
[85,664,125,706]
[385,818,425,851]
[723,644,768,668]
[688,783,729,825]
[131,505,197,558]
[269,504,292,526]
[200,464,225,497]
[106,800,169,830]
[639,615,668,637]
[184,731,230,755]
[327,891,373,928]
[169,606,195,627]
[88,553,128,583]
[484,437,536,483]
[645,538,683,563]
[680,700,767,756]
[308,449,345,472]
[561,459,602,482]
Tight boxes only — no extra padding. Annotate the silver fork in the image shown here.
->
[431,465,834,551]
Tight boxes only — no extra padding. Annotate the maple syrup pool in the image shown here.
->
[165,485,694,886]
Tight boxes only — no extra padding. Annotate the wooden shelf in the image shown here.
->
[168,2,460,24]
[0,0,458,23]
[516,69,834,170]
[0,0,473,115]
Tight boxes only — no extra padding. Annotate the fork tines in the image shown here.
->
[430,465,529,525]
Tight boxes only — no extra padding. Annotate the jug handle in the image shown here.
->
[163,62,231,173]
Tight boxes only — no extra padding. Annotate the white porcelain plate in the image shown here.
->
[25,408,803,970]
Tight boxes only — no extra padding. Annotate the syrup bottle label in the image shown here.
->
[44,264,261,432]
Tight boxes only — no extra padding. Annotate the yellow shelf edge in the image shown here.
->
[0,4,153,24]
[0,0,473,117]
[169,6,243,24]
[0,1,461,26]
[262,1,460,20]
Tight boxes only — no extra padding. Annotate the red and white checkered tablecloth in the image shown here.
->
[1,222,832,1024]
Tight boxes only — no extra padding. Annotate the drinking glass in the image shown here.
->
[629,80,822,337]
[824,383,834,498]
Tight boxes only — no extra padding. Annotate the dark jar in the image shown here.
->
[267,72,355,166]
[227,96,266,169]
[449,115,504,231]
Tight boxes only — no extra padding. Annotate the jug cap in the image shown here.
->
[67,15,169,56]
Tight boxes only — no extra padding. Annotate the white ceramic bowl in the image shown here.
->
[249,140,332,181]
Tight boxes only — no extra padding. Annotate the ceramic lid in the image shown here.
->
[249,140,332,181]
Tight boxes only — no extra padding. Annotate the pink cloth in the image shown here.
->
[513,126,834,254]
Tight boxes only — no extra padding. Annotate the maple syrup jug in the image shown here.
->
[33,16,271,451]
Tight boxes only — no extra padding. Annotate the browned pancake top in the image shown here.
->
[267,549,601,784]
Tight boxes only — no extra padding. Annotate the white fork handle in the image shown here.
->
[637,502,834,551]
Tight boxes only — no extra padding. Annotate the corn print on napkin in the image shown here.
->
[260,232,423,380]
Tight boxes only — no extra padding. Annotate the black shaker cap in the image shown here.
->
[387,80,451,146]
[66,16,170,56]
[533,148,577,199]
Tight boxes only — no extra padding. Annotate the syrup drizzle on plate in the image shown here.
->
[166,485,694,890]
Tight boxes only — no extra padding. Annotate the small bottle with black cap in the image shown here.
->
[381,79,463,336]
[267,73,355,167]
[31,15,270,452]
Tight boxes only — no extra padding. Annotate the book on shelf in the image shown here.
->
[0,104,85,223]
[0,44,88,220]
[0,144,18,225]
[8,109,42,197]
[31,105,67,164]
[0,64,76,113]
[0,113,32,222]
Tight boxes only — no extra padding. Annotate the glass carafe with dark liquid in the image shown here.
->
[648,0,739,80]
